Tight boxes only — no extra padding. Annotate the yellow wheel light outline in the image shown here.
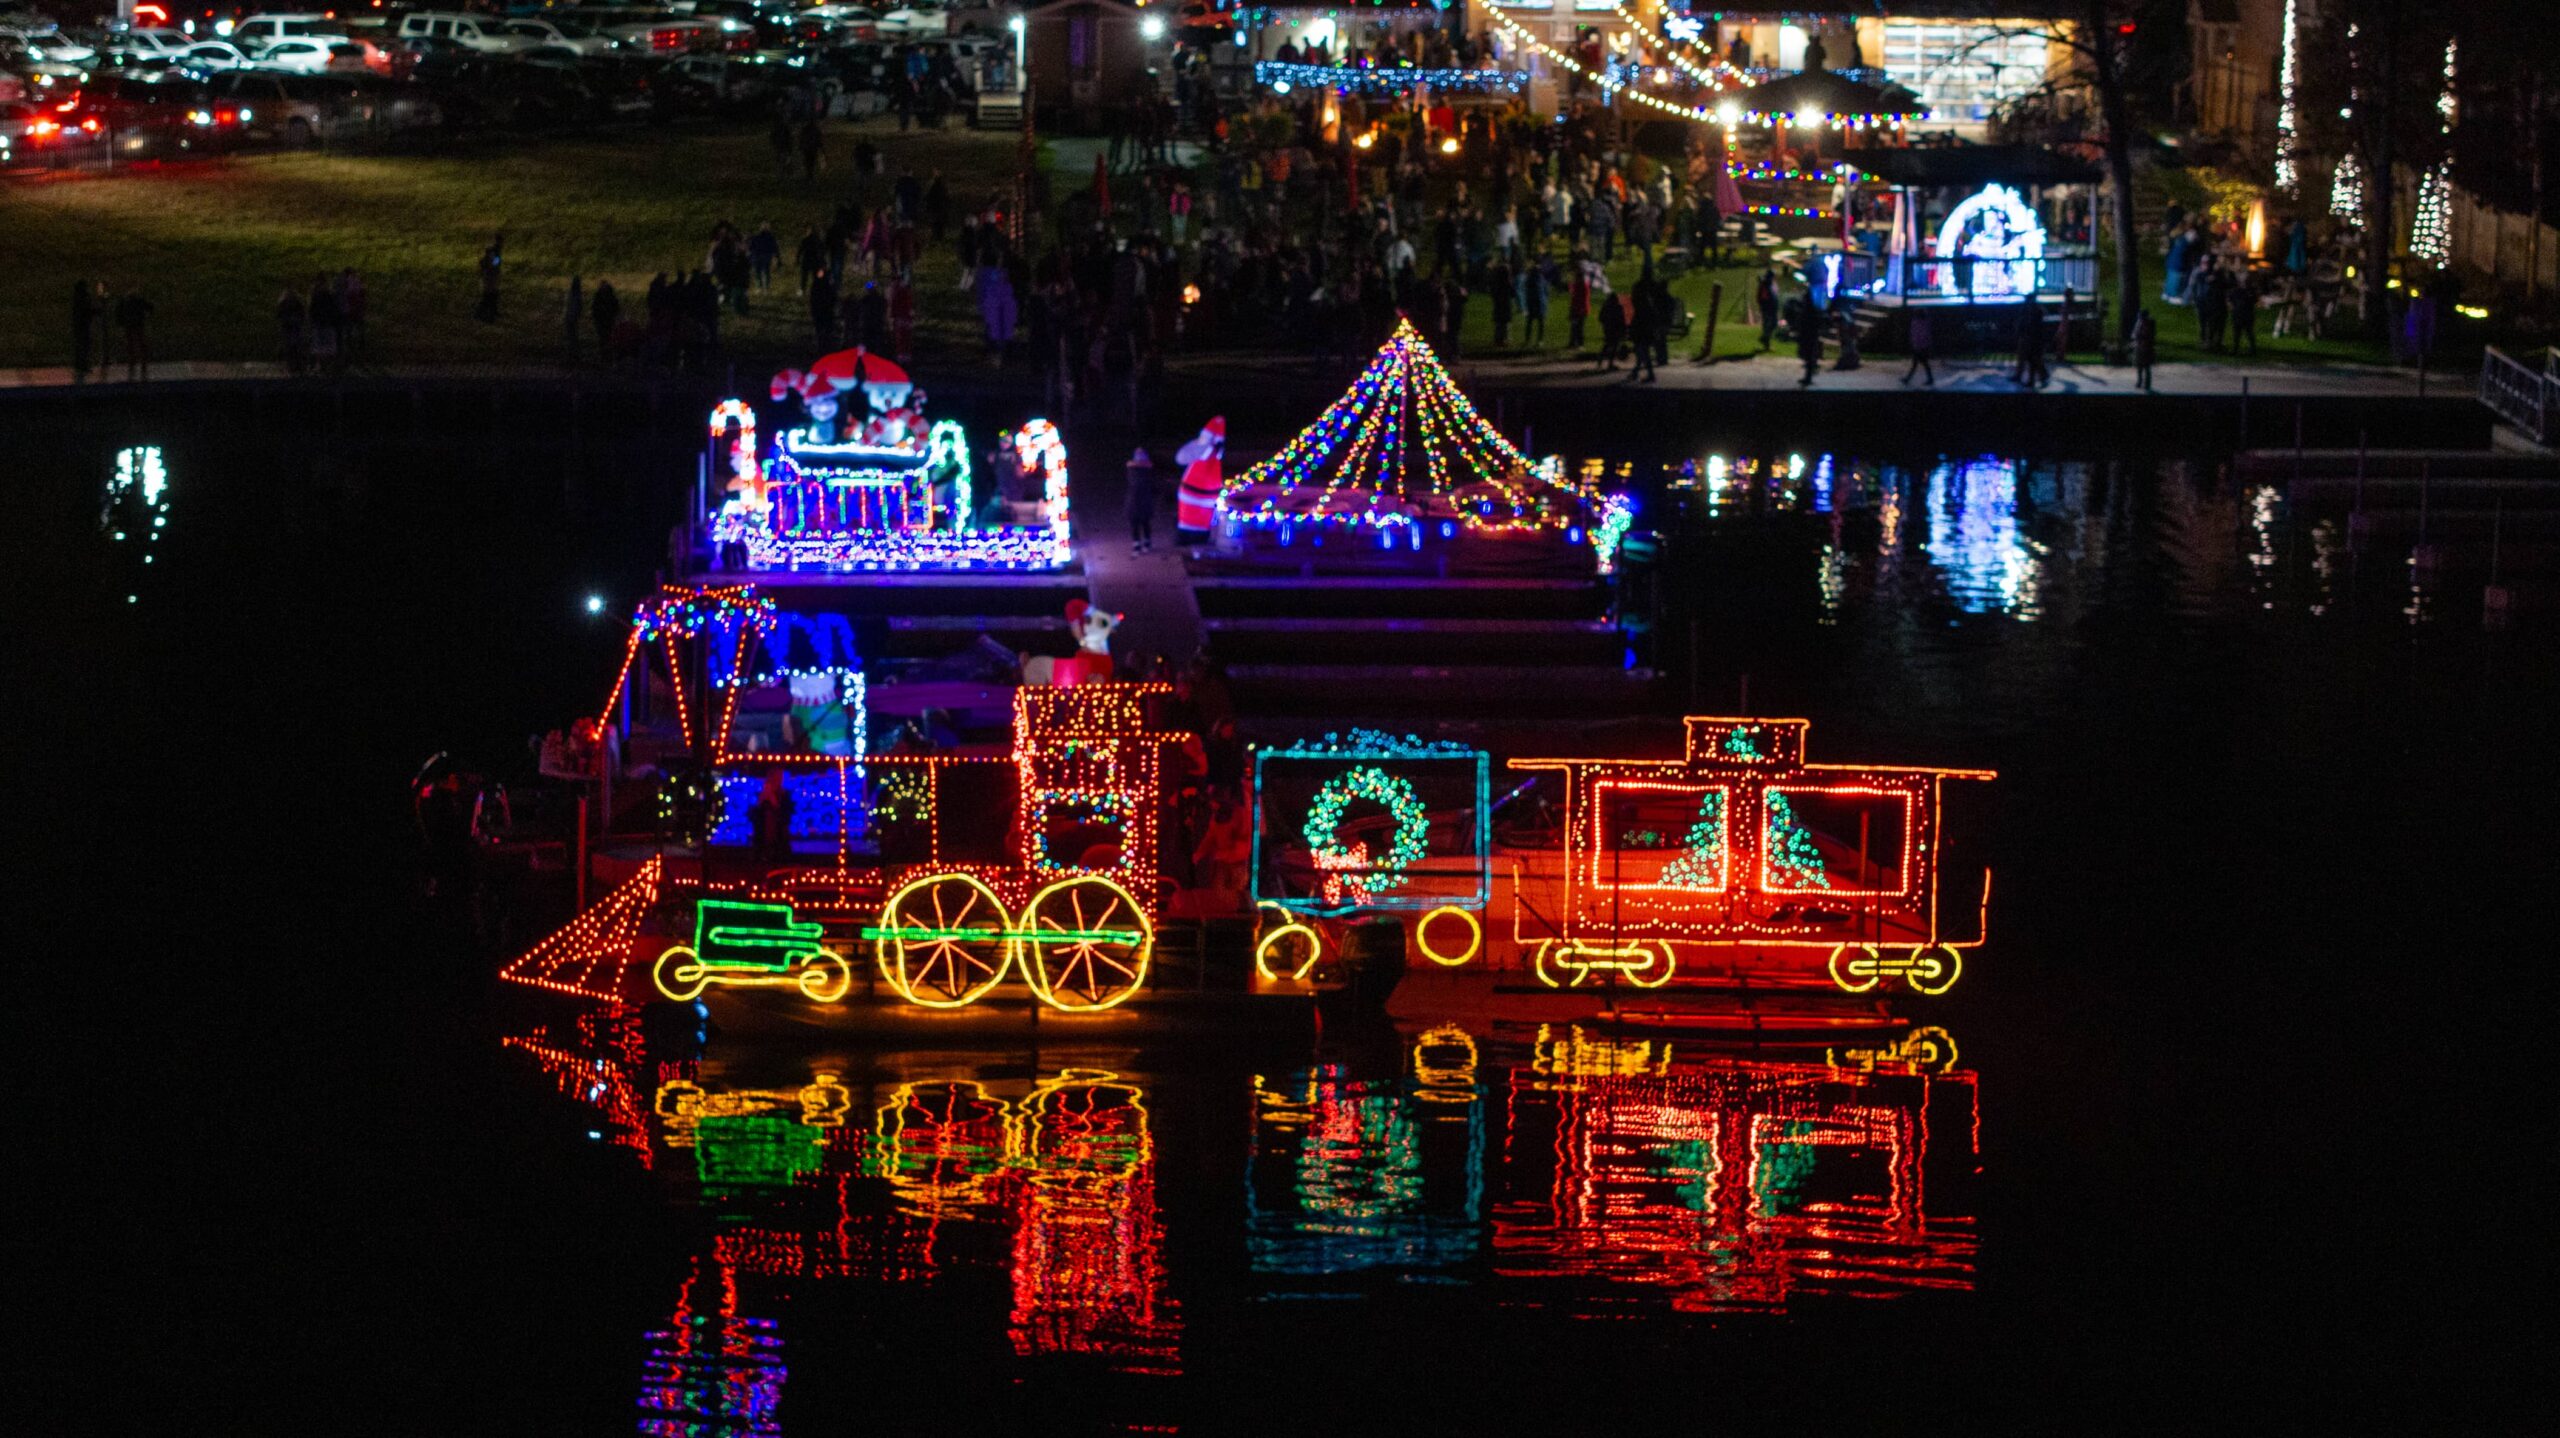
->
[878,872,1014,1008]
[1255,922,1323,982]
[1414,905,1482,967]
[652,945,710,1001]
[1018,874,1153,1013]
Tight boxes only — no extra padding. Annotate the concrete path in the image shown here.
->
[1178,349,2459,400]
[1071,452,1202,670]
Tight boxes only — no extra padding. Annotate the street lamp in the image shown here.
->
[1140,15,1166,41]
[1008,12,1025,89]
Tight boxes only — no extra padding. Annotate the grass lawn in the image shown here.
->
[2,122,2401,380]
[0,121,1024,369]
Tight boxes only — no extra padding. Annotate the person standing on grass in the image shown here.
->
[1756,269,1781,352]
[2230,276,2259,356]
[116,289,152,380]
[889,270,915,364]
[277,285,308,377]
[797,116,823,180]
[770,110,794,176]
[749,223,780,292]
[591,278,621,364]
[1901,310,1935,386]
[336,269,365,359]
[308,274,341,378]
[797,226,824,295]
[2132,307,2157,391]
[562,274,584,366]
[925,170,950,242]
[72,278,96,383]
[1523,256,1550,346]
[476,234,504,323]
[807,266,838,347]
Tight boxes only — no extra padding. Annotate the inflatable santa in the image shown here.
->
[1174,416,1225,543]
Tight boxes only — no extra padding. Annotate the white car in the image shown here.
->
[230,14,341,50]
[253,36,372,75]
[396,13,538,55]
[874,6,946,36]
[107,27,196,60]
[178,40,250,71]
[496,18,620,56]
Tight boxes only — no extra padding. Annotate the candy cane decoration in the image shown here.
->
[709,400,763,511]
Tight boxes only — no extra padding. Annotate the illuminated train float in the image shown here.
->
[1249,716,1994,996]
[504,587,1195,1015]
[705,349,1073,572]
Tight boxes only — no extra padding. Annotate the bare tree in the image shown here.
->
[1961,2,2186,359]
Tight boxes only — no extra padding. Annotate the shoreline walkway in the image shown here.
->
[0,354,2453,400]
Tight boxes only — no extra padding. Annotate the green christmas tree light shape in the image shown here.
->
[1764,792,1833,890]
[1659,791,1728,889]
[1722,726,1762,759]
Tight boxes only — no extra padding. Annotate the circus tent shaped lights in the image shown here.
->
[1218,319,1591,541]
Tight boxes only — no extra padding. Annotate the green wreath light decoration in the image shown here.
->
[1302,765,1430,907]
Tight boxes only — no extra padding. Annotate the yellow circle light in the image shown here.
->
[1414,905,1481,967]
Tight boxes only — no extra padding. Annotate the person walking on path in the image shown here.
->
[475,234,504,323]
[116,289,153,380]
[2132,308,2157,391]
[591,278,621,363]
[1792,296,1824,387]
[562,274,584,366]
[1756,269,1782,352]
[2011,295,2048,387]
[1902,310,1936,386]
[1596,289,1627,370]
[71,278,96,382]
[1125,447,1160,554]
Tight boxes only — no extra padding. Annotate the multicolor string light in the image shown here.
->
[1255,60,1527,95]
[1222,318,1582,535]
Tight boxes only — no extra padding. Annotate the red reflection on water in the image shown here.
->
[1496,1051,1979,1311]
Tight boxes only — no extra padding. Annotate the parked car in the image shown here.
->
[252,36,374,76]
[344,72,445,131]
[396,12,538,55]
[597,13,722,53]
[0,94,98,160]
[229,14,343,51]
[104,27,196,60]
[176,40,251,71]
[73,73,220,156]
[208,67,374,144]
[496,18,620,57]
[874,5,946,36]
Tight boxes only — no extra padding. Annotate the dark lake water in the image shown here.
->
[14,396,2553,1431]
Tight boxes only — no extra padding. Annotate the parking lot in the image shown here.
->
[2,2,1014,172]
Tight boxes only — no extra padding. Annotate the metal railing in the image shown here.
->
[1889,254,2100,300]
[2477,346,2560,446]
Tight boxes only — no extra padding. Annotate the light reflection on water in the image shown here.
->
[506,1011,1979,1430]
[1625,447,2507,633]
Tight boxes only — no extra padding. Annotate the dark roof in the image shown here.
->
[1848,145,2103,188]
[1737,69,1923,118]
